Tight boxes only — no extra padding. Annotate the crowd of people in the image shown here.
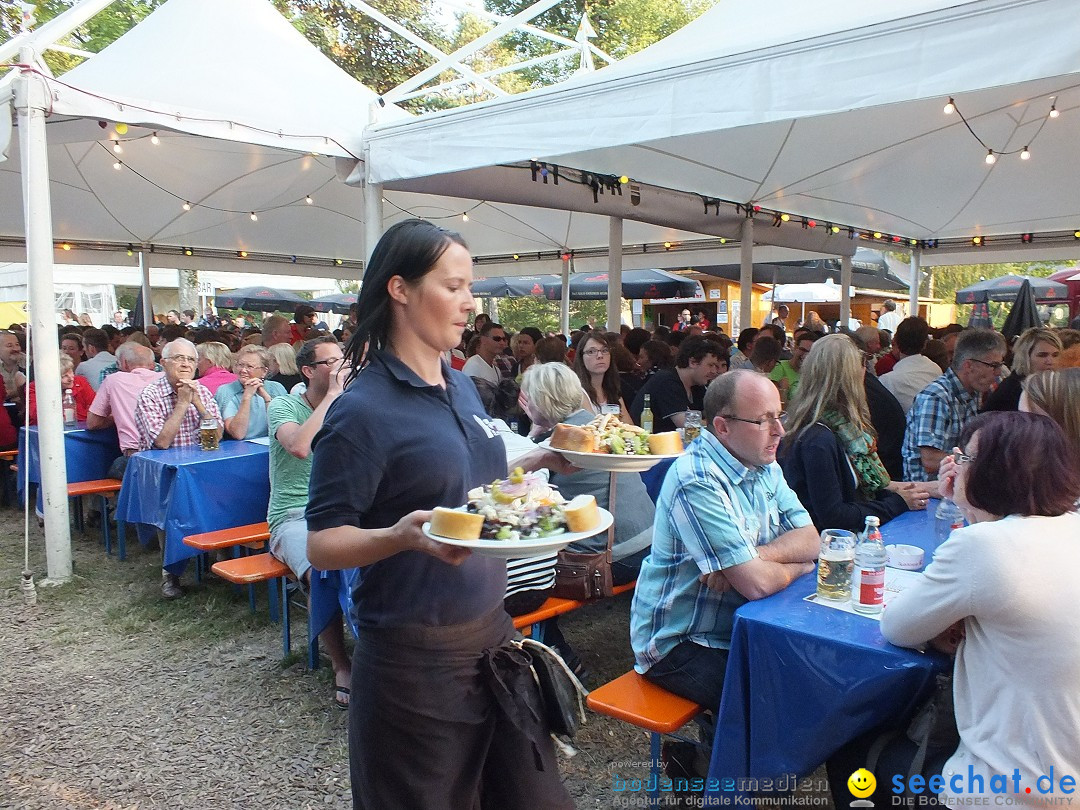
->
[14,239,1080,808]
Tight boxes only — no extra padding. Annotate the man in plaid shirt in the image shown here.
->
[901,329,1006,482]
[630,370,817,714]
[134,338,223,599]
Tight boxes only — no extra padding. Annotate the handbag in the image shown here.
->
[551,472,616,601]
[513,636,589,739]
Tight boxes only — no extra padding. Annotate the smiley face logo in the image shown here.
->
[848,768,876,798]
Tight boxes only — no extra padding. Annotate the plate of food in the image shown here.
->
[422,467,614,559]
[540,413,685,472]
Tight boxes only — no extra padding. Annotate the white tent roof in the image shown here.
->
[0,0,767,278]
[364,0,1080,258]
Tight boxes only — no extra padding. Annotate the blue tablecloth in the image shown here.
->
[17,423,122,501]
[309,567,360,641]
[705,505,950,795]
[114,441,270,574]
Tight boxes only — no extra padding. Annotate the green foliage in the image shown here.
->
[275,0,450,110]
[7,1,165,75]
[476,0,715,88]
[494,296,607,333]
[926,261,1075,327]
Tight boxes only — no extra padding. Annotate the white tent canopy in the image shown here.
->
[0,0,753,277]
[364,0,1080,257]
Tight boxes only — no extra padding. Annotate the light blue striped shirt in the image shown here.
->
[630,430,811,673]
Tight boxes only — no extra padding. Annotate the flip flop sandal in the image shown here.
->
[333,686,350,710]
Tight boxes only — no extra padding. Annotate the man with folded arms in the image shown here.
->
[135,338,223,599]
[267,336,352,707]
[631,370,817,715]
[87,343,162,479]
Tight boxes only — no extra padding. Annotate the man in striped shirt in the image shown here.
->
[630,370,817,713]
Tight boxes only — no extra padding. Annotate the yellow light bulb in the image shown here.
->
[780,213,790,222]
[873,232,882,239]
[619,175,629,184]
[831,226,841,234]
[115,123,128,135]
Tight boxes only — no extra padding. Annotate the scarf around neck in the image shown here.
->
[820,409,891,498]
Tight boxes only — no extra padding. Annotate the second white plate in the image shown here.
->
[422,507,614,559]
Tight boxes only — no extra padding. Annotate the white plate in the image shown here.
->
[538,440,683,472]
[422,508,614,559]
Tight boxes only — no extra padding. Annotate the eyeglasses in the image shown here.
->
[722,412,786,428]
[583,348,610,357]
[306,358,343,368]
[487,335,507,343]
[968,358,1004,371]
[164,355,197,365]
[952,450,976,465]
[236,362,266,372]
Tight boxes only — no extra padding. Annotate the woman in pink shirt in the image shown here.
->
[195,341,237,395]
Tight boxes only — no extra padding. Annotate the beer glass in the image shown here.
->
[199,417,220,451]
[817,529,856,601]
[683,410,702,442]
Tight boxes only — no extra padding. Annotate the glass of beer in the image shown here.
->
[199,417,220,451]
[817,529,856,601]
[683,410,702,442]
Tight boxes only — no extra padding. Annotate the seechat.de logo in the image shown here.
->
[849,768,877,807]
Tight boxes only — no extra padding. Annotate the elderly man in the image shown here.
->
[902,328,1007,482]
[75,328,115,391]
[461,321,507,386]
[878,318,942,413]
[215,345,286,440]
[266,336,352,706]
[87,343,162,479]
[135,338,222,598]
[877,299,903,335]
[631,370,817,715]
[261,315,292,348]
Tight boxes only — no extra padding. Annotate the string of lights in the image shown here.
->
[943,94,1058,164]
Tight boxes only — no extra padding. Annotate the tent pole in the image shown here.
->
[363,177,384,270]
[16,49,72,583]
[607,217,623,331]
[139,248,152,328]
[560,255,571,336]
[739,218,753,333]
[840,255,852,329]
[909,248,921,319]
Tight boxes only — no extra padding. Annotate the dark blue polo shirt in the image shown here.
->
[306,350,507,628]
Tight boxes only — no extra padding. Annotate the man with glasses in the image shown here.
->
[902,328,1006,482]
[266,336,352,707]
[462,321,507,386]
[135,338,223,598]
[631,370,817,763]
[215,345,287,440]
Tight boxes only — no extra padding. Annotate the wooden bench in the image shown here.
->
[67,478,124,558]
[512,580,637,641]
[587,671,704,808]
[183,522,271,582]
[210,553,294,657]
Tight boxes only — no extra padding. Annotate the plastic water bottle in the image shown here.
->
[852,516,886,615]
[935,498,965,544]
[62,389,77,426]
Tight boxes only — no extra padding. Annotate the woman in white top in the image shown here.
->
[878,411,1080,806]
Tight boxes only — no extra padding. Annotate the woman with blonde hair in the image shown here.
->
[267,341,303,392]
[1021,368,1080,458]
[982,327,1061,411]
[195,341,236,394]
[780,334,930,532]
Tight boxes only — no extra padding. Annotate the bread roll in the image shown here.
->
[563,494,599,533]
[647,431,684,455]
[429,507,484,541]
[550,423,596,453]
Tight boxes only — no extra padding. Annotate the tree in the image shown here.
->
[2,1,166,74]
[474,0,716,89]
[924,260,1074,327]
[492,296,606,334]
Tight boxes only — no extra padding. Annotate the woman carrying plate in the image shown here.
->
[306,220,573,810]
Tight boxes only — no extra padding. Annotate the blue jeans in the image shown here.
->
[644,640,729,713]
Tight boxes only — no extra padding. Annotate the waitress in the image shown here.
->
[305,220,573,810]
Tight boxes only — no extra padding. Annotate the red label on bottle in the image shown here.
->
[858,567,885,606]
